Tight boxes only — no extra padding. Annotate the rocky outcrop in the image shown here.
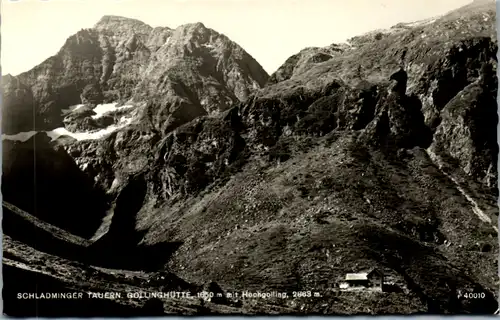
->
[413,37,498,130]
[360,69,432,150]
[80,83,105,105]
[145,107,247,202]
[267,44,349,85]
[429,60,498,187]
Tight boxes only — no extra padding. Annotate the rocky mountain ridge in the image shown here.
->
[2,16,268,135]
[266,0,497,187]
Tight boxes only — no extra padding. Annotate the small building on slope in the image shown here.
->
[340,268,384,291]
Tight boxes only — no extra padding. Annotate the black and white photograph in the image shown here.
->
[1,0,499,316]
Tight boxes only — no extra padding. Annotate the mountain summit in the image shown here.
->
[93,15,153,33]
[2,16,269,134]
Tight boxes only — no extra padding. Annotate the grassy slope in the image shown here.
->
[141,131,497,314]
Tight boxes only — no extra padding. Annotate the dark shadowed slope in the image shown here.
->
[2,132,109,238]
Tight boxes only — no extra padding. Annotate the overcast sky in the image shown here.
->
[2,0,472,75]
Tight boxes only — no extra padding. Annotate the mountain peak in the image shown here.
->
[168,22,220,46]
[94,15,152,34]
[182,22,207,29]
[175,22,210,34]
[95,15,146,25]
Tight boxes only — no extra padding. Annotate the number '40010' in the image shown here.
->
[463,292,486,299]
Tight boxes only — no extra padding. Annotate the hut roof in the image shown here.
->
[345,273,369,281]
[345,268,384,281]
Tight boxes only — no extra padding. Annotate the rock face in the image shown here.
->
[2,1,499,316]
[429,62,498,187]
[359,69,433,150]
[267,44,350,85]
[2,16,269,134]
[264,0,498,188]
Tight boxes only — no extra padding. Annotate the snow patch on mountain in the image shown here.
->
[62,104,86,114]
[3,115,133,143]
[91,103,134,119]
[48,117,132,141]
[2,131,37,142]
[404,18,438,28]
